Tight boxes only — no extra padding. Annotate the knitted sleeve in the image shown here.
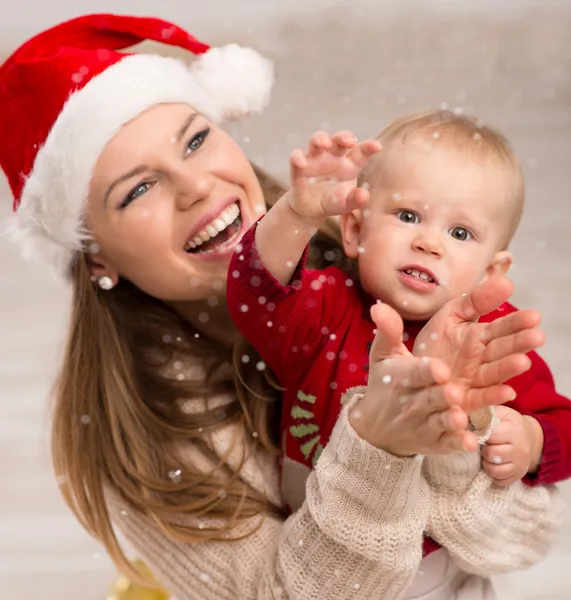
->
[109,393,430,600]
[422,450,566,576]
[227,220,357,381]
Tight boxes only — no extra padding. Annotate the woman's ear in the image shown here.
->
[85,245,119,286]
[485,250,513,280]
[340,210,363,258]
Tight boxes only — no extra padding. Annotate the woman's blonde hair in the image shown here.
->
[51,162,345,583]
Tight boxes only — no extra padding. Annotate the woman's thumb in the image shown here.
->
[369,303,409,363]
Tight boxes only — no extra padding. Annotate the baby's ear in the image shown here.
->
[486,250,513,280]
[340,210,363,258]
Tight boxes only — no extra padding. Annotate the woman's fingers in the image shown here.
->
[451,277,515,323]
[471,353,531,389]
[465,384,517,413]
[369,302,408,361]
[482,322,545,363]
[483,309,541,343]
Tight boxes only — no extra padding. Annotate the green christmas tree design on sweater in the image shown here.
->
[288,390,324,467]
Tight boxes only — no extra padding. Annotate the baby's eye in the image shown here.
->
[396,210,419,224]
[449,227,471,241]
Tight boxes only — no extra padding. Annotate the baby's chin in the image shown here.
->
[379,294,443,323]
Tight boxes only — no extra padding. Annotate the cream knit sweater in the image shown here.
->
[108,382,565,600]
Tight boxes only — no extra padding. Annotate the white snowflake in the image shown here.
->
[168,469,182,483]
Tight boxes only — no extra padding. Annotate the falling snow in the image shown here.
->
[80,414,91,425]
[168,469,182,483]
[382,375,392,384]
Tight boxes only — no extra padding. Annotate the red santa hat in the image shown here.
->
[0,13,274,277]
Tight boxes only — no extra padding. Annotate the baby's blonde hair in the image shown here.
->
[358,110,525,247]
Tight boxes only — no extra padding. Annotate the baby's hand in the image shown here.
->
[286,130,381,227]
[481,405,540,486]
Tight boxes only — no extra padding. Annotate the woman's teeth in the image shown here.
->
[184,203,240,251]
[404,268,435,283]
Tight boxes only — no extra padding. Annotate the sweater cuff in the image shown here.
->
[422,451,481,491]
[318,389,426,523]
[523,415,563,486]
[238,218,310,304]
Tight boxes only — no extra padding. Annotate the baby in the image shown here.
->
[228,110,571,503]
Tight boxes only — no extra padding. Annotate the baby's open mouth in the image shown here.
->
[184,202,242,254]
[402,267,436,284]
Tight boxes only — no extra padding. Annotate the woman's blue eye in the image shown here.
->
[120,181,153,209]
[396,210,419,224]
[449,227,471,241]
[185,129,210,155]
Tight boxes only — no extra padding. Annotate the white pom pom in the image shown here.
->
[190,44,274,121]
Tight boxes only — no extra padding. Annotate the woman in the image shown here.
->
[1,13,562,600]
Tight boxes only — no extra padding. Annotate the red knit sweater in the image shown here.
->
[228,222,571,557]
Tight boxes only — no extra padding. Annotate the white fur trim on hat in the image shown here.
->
[9,46,274,278]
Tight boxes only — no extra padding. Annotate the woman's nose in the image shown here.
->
[173,167,215,211]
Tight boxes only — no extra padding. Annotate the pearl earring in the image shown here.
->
[97,276,114,291]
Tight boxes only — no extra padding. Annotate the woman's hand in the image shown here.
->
[351,276,546,457]
[350,301,473,456]
[285,130,381,228]
[413,277,545,413]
